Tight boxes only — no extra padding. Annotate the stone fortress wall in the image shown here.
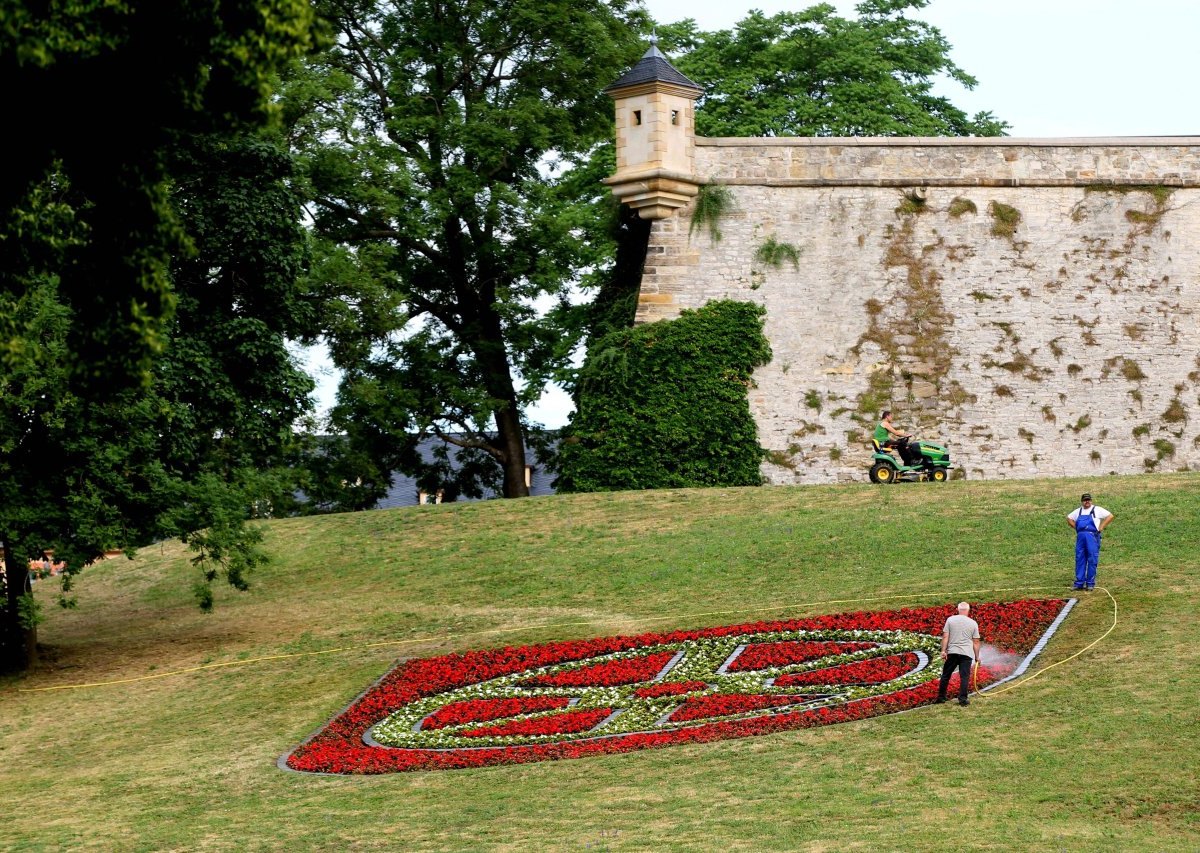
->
[635,137,1200,483]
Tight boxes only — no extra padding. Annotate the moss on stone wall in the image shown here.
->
[852,208,968,431]
[988,201,1021,238]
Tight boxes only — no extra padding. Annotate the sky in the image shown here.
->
[300,0,1200,428]
[644,0,1200,138]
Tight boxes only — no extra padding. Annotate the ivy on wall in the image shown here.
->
[557,300,772,491]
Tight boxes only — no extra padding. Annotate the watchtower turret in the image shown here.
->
[602,36,703,220]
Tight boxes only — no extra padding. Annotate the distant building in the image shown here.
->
[373,436,557,509]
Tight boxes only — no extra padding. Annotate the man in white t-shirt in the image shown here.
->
[935,602,981,706]
[1067,492,1114,591]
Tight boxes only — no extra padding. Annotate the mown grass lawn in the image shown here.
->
[2,473,1197,851]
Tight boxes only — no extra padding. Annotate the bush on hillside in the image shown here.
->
[557,300,771,491]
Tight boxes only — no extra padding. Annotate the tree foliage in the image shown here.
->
[1,2,319,672]
[282,0,647,501]
[558,301,771,492]
[163,134,318,477]
[1,130,317,672]
[660,0,1008,138]
[1,0,318,389]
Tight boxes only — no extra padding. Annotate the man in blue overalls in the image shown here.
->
[1067,493,1114,591]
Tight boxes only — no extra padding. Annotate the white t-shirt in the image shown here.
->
[943,614,980,659]
[1068,505,1111,524]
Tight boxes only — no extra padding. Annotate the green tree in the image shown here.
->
[1,0,317,389]
[1,1,319,672]
[0,132,317,673]
[163,134,318,482]
[661,0,1008,138]
[283,0,647,500]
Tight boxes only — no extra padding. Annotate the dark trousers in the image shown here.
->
[938,653,974,701]
[886,438,917,465]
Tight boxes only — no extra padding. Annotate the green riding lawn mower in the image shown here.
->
[869,436,952,483]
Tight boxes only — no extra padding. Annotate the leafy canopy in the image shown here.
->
[659,0,1008,138]
[0,0,318,389]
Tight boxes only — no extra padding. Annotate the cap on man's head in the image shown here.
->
[1081,493,1092,501]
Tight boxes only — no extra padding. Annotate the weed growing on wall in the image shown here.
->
[558,301,772,491]
[948,197,977,218]
[688,184,733,243]
[753,236,802,270]
[894,193,927,216]
[1163,398,1186,424]
[1124,359,1148,381]
[988,201,1021,238]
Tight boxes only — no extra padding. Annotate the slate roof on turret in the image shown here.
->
[603,40,703,95]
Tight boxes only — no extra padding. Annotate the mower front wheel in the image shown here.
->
[929,467,949,483]
[869,462,897,484]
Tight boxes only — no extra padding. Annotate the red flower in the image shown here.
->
[421,696,572,730]
[774,652,920,687]
[460,707,613,738]
[520,651,677,688]
[727,640,877,671]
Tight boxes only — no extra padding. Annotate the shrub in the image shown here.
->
[558,301,772,491]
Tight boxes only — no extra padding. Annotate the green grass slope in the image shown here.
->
[2,474,1198,851]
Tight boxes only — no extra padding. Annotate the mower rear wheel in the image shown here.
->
[869,462,897,484]
[929,467,948,483]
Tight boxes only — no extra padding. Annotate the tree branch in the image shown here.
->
[431,424,503,461]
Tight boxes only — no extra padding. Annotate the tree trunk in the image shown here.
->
[494,402,530,498]
[474,313,530,499]
[1,536,37,673]
[590,204,652,339]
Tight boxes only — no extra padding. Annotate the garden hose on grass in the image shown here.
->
[974,585,1116,700]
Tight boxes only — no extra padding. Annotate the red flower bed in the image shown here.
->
[774,652,920,687]
[461,707,613,738]
[520,651,677,688]
[633,681,710,698]
[421,696,572,730]
[667,694,817,723]
[283,598,1068,774]
[727,640,877,671]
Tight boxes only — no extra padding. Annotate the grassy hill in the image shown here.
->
[3,473,1197,850]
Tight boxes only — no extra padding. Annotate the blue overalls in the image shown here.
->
[1074,507,1101,589]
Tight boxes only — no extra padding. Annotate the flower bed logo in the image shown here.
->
[282,598,1069,774]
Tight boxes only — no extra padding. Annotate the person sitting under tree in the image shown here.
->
[874,410,917,465]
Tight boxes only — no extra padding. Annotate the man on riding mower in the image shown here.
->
[874,410,919,466]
